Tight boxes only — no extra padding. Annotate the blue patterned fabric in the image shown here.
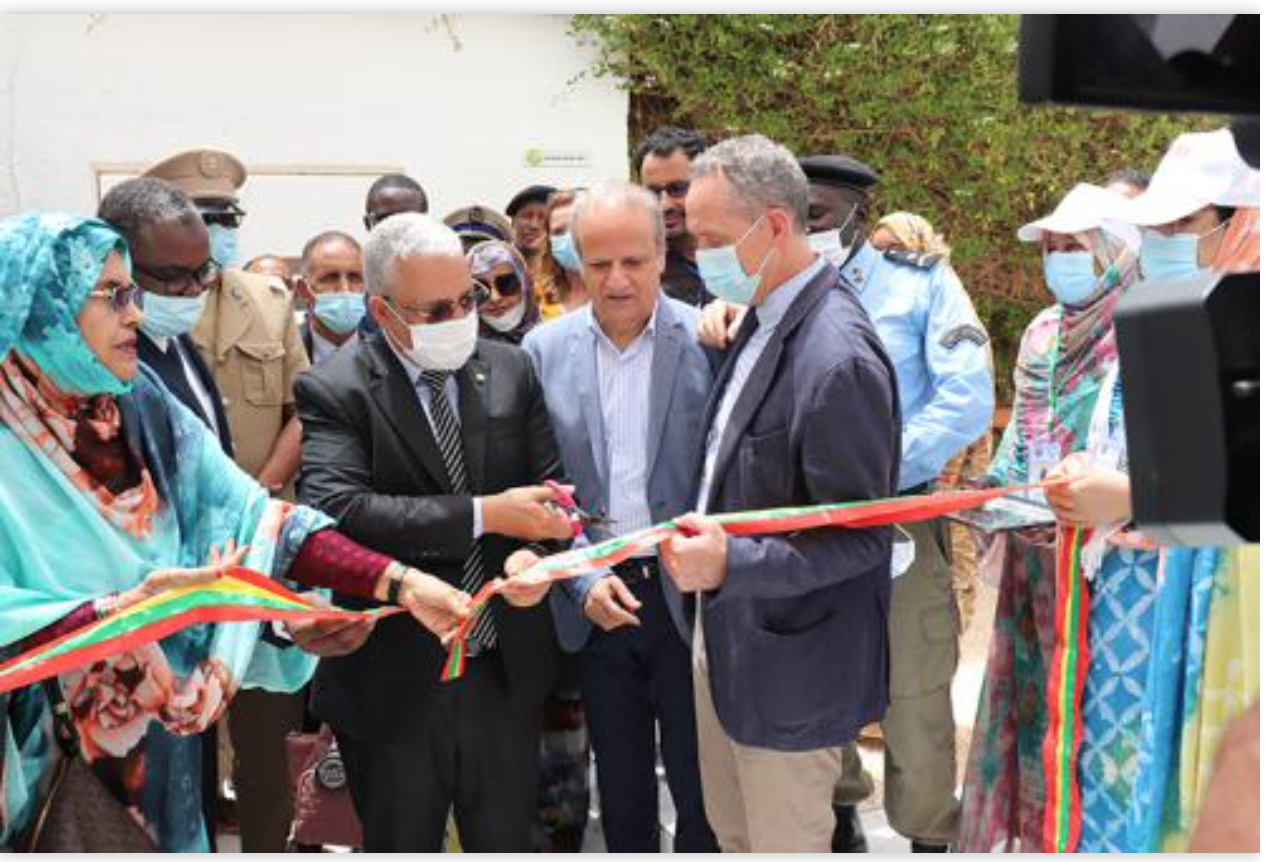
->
[1076,546,1159,852]
[1126,546,1222,851]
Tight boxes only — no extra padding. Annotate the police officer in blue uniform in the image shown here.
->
[798,155,994,853]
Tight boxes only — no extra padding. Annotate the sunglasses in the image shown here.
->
[134,257,221,297]
[384,282,491,325]
[475,272,524,299]
[87,282,144,313]
[645,180,691,199]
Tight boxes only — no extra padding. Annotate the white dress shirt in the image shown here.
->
[142,330,223,439]
[590,302,658,552]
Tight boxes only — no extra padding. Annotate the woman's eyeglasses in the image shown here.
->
[475,272,524,299]
[87,283,143,313]
[384,282,492,325]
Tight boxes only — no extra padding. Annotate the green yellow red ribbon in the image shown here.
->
[0,483,1062,696]
[0,568,400,696]
[1042,525,1090,852]
[441,483,1044,681]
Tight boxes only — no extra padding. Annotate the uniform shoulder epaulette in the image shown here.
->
[882,248,943,270]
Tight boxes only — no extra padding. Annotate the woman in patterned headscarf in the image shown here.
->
[958,183,1146,852]
[0,214,473,851]
[469,240,541,346]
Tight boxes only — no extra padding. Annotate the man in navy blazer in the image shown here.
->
[661,135,901,853]
[521,182,718,852]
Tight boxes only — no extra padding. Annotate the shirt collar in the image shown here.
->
[839,241,883,292]
[587,297,660,354]
[141,330,171,353]
[311,326,339,355]
[755,256,826,330]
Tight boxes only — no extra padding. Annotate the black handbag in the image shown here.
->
[8,681,157,852]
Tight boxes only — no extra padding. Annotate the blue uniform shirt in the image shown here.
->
[839,242,994,491]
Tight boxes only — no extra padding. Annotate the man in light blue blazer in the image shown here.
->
[521,181,718,853]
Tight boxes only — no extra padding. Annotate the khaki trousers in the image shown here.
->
[836,518,961,844]
[692,611,843,852]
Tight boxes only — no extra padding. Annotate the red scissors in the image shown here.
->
[545,480,614,536]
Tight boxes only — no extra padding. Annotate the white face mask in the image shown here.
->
[481,299,527,333]
[384,301,479,372]
[807,228,845,257]
[805,203,859,268]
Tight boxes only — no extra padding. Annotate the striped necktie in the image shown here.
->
[419,370,497,650]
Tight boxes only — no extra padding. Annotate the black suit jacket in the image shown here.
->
[294,330,564,740]
[137,332,234,456]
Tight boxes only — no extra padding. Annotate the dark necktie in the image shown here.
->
[419,370,497,650]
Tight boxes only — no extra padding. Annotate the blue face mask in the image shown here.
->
[140,292,207,340]
[1042,250,1101,308]
[313,292,365,335]
[207,224,240,268]
[697,214,774,306]
[1139,230,1204,283]
[550,233,582,274]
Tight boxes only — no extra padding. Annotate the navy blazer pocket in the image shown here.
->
[738,426,791,506]
[749,610,845,735]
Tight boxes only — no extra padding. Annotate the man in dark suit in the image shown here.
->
[294,213,576,852]
[660,134,901,853]
[99,179,234,456]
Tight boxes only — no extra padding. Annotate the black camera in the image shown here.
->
[1019,14,1259,544]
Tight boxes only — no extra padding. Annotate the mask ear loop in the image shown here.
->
[747,213,779,283]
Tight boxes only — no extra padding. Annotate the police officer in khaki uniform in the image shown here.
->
[143,148,310,853]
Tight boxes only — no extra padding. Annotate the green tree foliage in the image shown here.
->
[570,14,1216,397]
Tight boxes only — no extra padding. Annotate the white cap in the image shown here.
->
[1119,128,1260,227]
[1017,182,1140,249]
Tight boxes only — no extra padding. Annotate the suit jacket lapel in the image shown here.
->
[570,324,610,491]
[705,267,835,512]
[645,302,684,477]
[365,334,453,492]
[457,351,490,493]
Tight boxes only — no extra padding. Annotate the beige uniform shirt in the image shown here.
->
[192,269,309,488]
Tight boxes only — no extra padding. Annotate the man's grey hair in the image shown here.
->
[570,182,665,257]
[98,177,202,244]
[689,134,809,231]
[363,212,463,297]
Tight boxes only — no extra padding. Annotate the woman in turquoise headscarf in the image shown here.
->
[0,213,476,851]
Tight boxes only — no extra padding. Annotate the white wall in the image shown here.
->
[0,13,629,260]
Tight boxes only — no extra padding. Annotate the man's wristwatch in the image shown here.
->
[383,562,408,605]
